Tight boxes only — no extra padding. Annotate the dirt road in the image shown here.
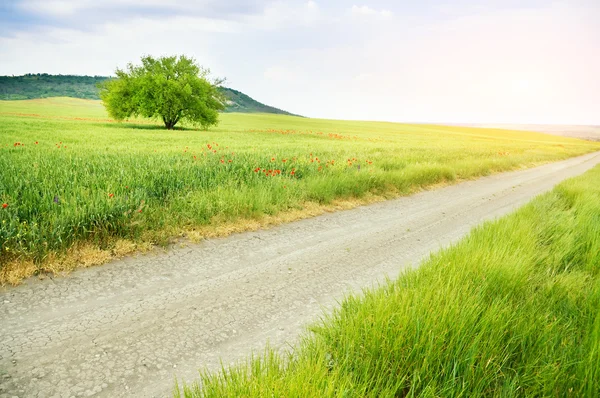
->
[2,152,600,398]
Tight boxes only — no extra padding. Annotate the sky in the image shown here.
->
[1,0,599,124]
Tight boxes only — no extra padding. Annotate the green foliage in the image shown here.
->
[0,98,598,276]
[99,55,225,129]
[0,74,107,100]
[177,165,600,397]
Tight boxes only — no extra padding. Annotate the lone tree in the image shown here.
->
[100,55,225,130]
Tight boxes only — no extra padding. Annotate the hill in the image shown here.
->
[0,74,299,116]
[219,87,294,115]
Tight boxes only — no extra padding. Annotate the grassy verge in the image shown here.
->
[177,165,600,397]
[1,98,599,284]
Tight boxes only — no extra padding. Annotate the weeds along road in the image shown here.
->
[1,151,600,398]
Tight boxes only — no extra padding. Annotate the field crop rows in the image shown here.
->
[1,98,598,283]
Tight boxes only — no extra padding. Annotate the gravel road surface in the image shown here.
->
[1,151,600,398]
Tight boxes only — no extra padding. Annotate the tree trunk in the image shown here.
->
[163,111,182,130]
[164,119,176,130]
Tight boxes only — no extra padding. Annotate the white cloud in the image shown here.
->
[263,66,300,82]
[351,5,393,18]
[0,16,231,76]
[18,0,85,16]
[249,2,600,124]
[16,0,272,20]
[353,73,373,83]
[250,1,321,28]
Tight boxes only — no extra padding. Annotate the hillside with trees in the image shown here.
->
[0,74,298,116]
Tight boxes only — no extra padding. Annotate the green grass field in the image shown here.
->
[176,164,600,397]
[1,98,598,283]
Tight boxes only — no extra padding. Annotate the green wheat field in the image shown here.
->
[1,97,598,284]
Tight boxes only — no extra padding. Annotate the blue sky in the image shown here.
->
[1,0,599,124]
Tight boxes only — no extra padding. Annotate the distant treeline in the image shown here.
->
[0,74,298,116]
[0,74,108,100]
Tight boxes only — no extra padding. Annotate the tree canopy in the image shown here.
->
[99,55,225,130]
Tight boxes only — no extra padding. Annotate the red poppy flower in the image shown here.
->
[35,141,39,145]
[108,193,114,198]
[2,203,7,209]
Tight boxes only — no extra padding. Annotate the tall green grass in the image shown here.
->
[177,165,600,397]
[1,98,598,275]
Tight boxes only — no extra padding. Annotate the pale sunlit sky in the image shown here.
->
[1,0,599,124]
